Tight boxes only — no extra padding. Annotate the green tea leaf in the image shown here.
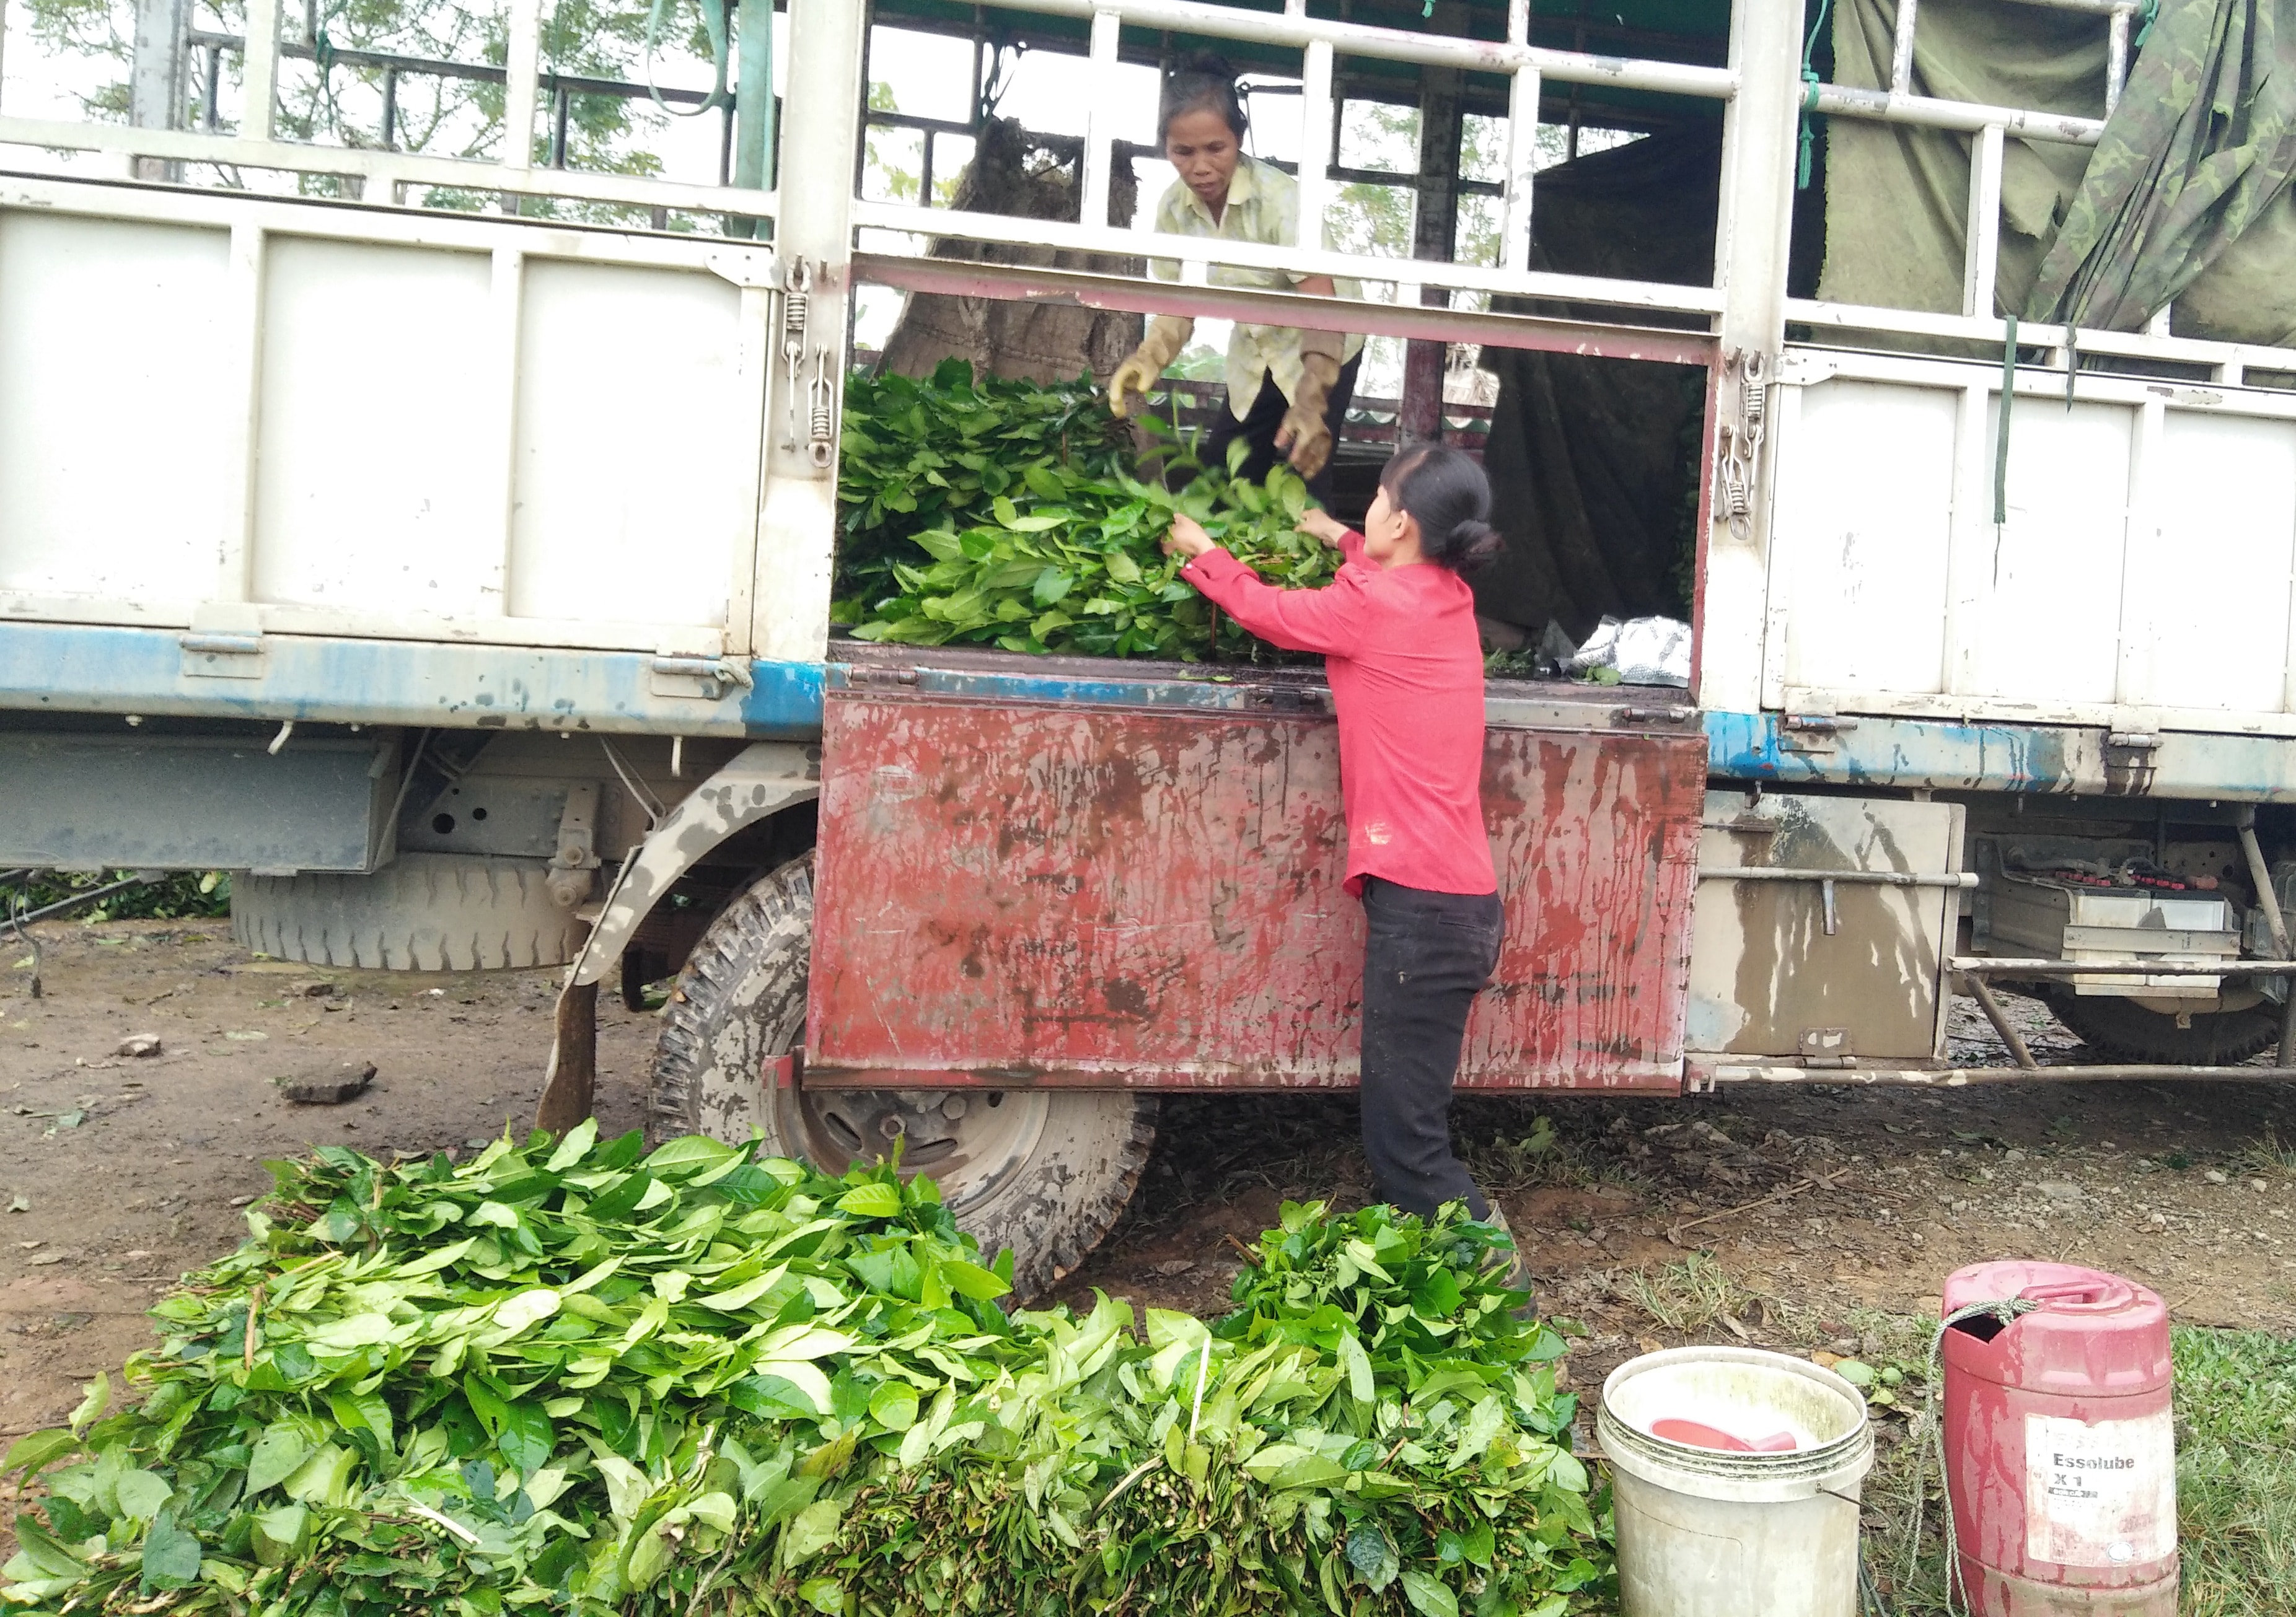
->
[1401,1567,1461,1617]
[1338,1330,1375,1403]
[245,1424,311,1494]
[137,1507,203,1592]
[835,1183,904,1219]
[112,1468,171,1521]
[868,1382,920,1432]
[783,1496,843,1561]
[1347,1522,1398,1587]
[0,1429,79,1481]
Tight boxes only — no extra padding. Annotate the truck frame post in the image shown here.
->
[752,0,866,665]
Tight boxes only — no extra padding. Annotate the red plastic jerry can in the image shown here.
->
[1941,1261,2176,1616]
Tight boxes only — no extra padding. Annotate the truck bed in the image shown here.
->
[808,636,1708,1092]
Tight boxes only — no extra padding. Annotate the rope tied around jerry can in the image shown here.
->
[1881,1297,2043,1616]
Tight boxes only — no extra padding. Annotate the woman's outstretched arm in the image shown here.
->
[1164,513,1368,657]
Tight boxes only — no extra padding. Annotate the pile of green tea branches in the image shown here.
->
[1,1128,1608,1616]
[834,359,1339,661]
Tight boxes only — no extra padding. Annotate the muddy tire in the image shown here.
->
[231,852,584,970]
[648,853,1157,1297]
[2043,989,2280,1066]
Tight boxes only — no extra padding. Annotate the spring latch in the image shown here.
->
[1715,348,1770,542]
[781,259,813,455]
[807,349,835,468]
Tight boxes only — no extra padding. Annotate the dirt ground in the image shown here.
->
[10,916,2296,1467]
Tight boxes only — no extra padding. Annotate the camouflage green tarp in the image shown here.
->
[1821,0,2296,346]
[2030,0,2296,331]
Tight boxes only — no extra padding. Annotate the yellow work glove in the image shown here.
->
[1107,315,1195,419]
[1277,347,1343,480]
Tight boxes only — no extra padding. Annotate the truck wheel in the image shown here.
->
[231,852,584,970]
[649,853,1158,1298]
[2043,989,2279,1066]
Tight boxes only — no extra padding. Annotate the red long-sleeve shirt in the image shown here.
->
[1181,532,1496,897]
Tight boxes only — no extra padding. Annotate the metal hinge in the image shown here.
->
[1614,704,1698,729]
[180,632,266,679]
[2106,730,2162,752]
[649,656,753,701]
[845,665,921,689]
[1252,685,1331,716]
[1779,715,1854,755]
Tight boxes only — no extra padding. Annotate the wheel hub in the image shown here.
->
[790,1087,1050,1216]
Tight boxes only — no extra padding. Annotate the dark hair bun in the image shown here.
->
[1446,519,1505,572]
[1378,446,1503,576]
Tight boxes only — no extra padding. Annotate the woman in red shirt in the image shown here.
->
[1163,445,1511,1237]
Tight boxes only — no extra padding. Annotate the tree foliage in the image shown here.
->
[19,0,732,220]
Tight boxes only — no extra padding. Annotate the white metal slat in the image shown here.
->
[1890,0,1919,97]
[503,0,543,171]
[1755,382,1802,713]
[240,0,281,142]
[1078,9,1121,234]
[1940,382,1990,697]
[850,199,1725,313]
[980,0,1735,98]
[1296,40,1336,258]
[2106,9,2130,114]
[1962,123,2005,318]
[0,115,782,220]
[482,247,524,616]
[2116,393,2165,708]
[726,284,775,660]
[1786,297,2296,380]
[213,223,267,608]
[1499,63,1541,277]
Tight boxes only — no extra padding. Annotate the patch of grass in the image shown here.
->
[1860,1323,2296,1615]
[1622,1253,1744,1335]
[2233,1131,2296,1180]
[2173,1326,2296,1614]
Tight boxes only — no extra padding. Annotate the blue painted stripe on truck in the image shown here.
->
[1705,708,2296,802]
[1704,709,2077,791]
[0,621,826,738]
[9,618,2292,800]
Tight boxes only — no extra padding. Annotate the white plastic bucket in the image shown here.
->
[1598,1346,1875,1617]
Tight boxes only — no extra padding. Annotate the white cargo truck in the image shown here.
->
[6,0,2294,1287]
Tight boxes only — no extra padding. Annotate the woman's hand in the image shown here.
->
[1297,508,1349,548]
[1163,514,1216,561]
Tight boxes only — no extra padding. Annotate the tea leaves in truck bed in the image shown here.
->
[835,359,1340,662]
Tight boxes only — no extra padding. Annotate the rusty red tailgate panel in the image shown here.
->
[806,695,1703,1090]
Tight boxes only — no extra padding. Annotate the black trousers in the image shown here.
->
[1359,877,1504,1222]
[1205,354,1363,505]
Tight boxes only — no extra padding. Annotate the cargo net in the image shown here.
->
[874,116,1145,387]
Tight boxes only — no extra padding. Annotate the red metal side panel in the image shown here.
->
[806,695,1703,1090]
